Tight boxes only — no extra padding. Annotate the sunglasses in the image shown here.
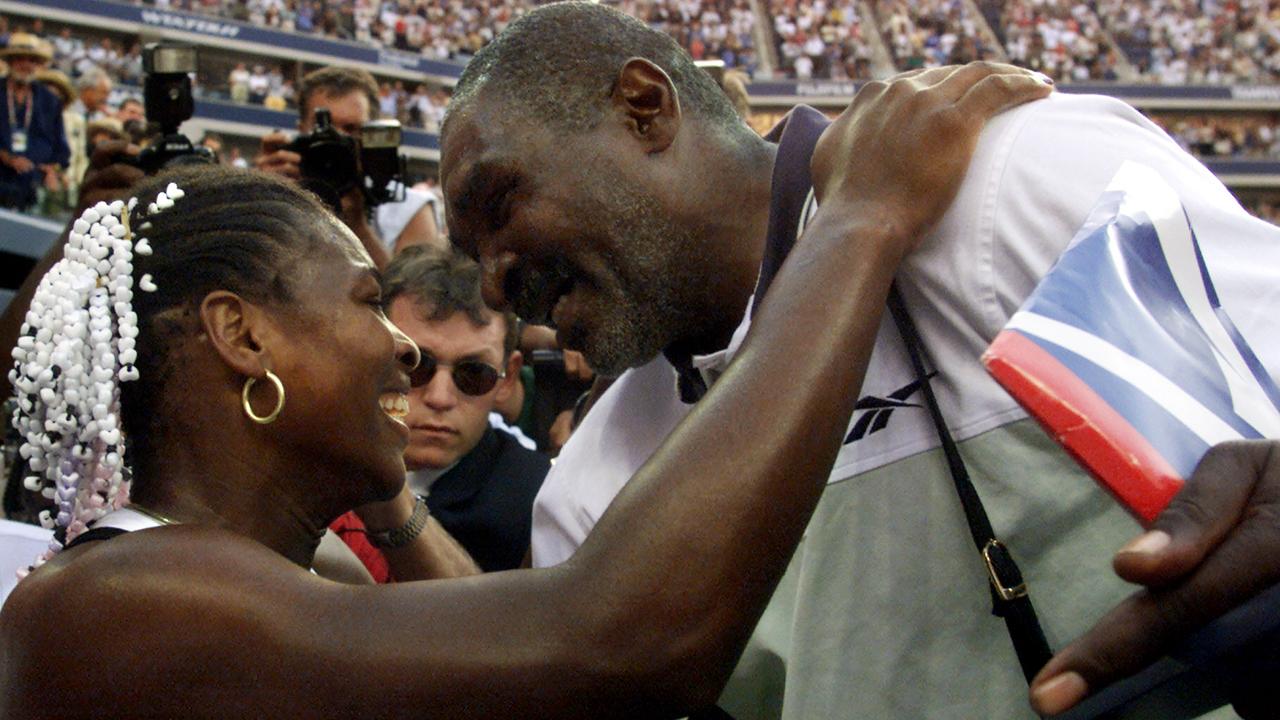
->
[409,350,506,396]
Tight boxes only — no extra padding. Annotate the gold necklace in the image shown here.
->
[127,503,181,526]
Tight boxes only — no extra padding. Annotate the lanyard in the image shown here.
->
[7,82,33,134]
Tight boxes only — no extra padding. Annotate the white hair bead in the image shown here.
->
[138,275,157,293]
[134,238,152,255]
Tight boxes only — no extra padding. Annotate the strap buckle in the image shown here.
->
[982,539,1028,601]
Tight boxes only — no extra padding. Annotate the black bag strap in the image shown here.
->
[886,284,1053,682]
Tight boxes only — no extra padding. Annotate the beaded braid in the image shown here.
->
[7,183,185,571]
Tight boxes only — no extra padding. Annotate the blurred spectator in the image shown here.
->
[377,80,398,119]
[200,131,226,164]
[116,96,144,124]
[1244,196,1280,226]
[332,245,549,576]
[722,68,752,120]
[84,116,126,148]
[69,67,112,122]
[36,67,78,207]
[34,67,73,109]
[227,145,250,169]
[228,61,250,103]
[247,64,270,104]
[0,33,69,211]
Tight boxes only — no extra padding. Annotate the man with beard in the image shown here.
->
[438,3,1280,718]
[0,34,69,211]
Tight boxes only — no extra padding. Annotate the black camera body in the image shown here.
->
[133,43,215,174]
[286,109,406,213]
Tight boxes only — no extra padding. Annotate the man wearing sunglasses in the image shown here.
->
[333,245,551,577]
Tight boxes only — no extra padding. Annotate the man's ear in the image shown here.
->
[612,57,681,153]
[199,290,274,378]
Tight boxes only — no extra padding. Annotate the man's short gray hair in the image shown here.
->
[76,67,111,92]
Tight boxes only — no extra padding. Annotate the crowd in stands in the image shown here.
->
[1095,0,1280,84]
[133,0,761,72]
[613,0,760,71]
[876,0,998,72]
[4,8,1279,225]
[987,0,1121,81]
[226,61,296,109]
[32,20,144,88]
[375,79,451,133]
[769,0,875,79]
[107,0,1280,83]
[1150,112,1280,159]
[1244,195,1280,225]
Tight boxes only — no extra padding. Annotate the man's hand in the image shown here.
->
[1029,439,1280,718]
[811,62,1053,259]
[7,153,34,174]
[562,350,594,383]
[78,140,145,211]
[254,130,301,180]
[40,165,63,192]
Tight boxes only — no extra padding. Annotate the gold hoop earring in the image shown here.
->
[242,370,285,425]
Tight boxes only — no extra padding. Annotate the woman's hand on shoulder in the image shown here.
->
[810,62,1053,262]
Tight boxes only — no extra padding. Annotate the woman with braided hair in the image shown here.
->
[0,62,1050,717]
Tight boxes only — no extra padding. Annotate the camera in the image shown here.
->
[286,109,406,213]
[133,43,215,174]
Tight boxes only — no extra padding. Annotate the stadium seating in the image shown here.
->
[1,2,1276,226]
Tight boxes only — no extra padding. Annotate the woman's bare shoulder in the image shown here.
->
[0,525,335,717]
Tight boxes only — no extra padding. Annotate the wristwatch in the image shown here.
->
[367,494,430,549]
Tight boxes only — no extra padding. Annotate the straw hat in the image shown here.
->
[2,32,53,61]
[36,68,74,106]
[86,117,127,143]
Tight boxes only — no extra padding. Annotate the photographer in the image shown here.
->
[255,66,442,268]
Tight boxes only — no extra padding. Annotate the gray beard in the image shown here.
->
[574,193,697,378]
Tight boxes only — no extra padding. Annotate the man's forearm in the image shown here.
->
[345,211,390,269]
